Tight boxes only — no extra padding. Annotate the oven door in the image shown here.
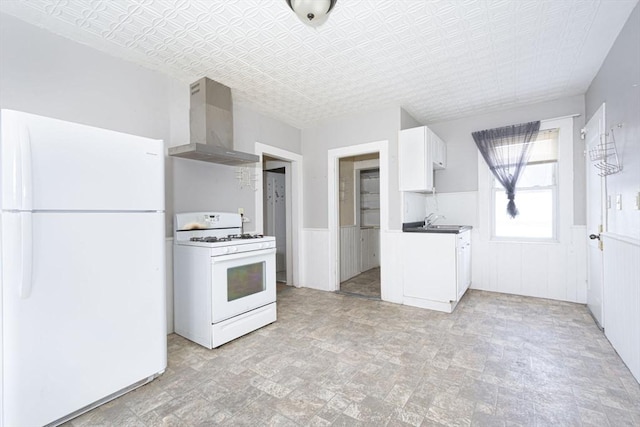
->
[210,248,276,323]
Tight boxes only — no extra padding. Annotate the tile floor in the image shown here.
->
[339,267,381,299]
[66,288,640,426]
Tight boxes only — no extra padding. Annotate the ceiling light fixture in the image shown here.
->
[286,0,337,27]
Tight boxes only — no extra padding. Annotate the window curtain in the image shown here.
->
[472,121,541,218]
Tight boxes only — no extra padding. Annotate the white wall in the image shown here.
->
[585,3,640,383]
[0,13,171,140]
[302,106,403,230]
[585,3,640,240]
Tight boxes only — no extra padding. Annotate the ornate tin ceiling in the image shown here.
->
[1,0,637,128]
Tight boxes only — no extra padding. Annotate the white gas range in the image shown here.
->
[173,212,276,349]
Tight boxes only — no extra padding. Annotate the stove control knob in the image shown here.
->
[230,247,238,253]
[221,247,229,254]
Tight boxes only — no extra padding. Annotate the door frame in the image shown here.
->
[328,140,389,292]
[254,142,303,287]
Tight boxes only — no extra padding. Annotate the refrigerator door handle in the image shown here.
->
[4,120,33,210]
[18,212,34,299]
[20,123,33,210]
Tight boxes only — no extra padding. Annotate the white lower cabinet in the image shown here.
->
[401,230,471,313]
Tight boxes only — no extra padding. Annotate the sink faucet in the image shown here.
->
[425,213,446,227]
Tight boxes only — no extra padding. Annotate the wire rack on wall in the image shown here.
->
[235,166,258,190]
[589,127,622,176]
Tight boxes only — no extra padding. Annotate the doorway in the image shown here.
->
[263,159,288,283]
[338,155,381,298]
[254,143,303,288]
[327,140,389,299]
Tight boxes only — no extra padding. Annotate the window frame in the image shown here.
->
[490,160,559,242]
[485,124,565,244]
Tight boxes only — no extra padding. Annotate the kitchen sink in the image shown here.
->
[424,225,467,231]
[403,224,472,234]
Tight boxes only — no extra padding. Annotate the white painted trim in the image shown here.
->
[328,141,389,293]
[403,295,458,313]
[254,142,303,287]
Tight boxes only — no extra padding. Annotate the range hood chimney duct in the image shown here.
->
[168,78,259,165]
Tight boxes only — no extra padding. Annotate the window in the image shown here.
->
[493,129,559,240]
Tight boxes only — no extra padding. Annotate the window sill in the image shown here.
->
[489,237,559,245]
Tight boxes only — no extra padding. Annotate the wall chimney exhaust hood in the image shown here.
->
[168,78,259,165]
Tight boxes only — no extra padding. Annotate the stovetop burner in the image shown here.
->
[228,233,264,240]
[189,233,264,243]
[189,236,233,243]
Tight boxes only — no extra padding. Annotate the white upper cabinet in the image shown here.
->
[431,131,447,170]
[398,126,447,192]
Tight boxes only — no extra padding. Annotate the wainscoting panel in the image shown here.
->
[471,226,587,303]
[340,225,360,282]
[380,231,404,304]
[301,228,332,292]
[602,233,640,382]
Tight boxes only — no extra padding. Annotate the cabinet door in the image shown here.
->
[399,127,433,192]
[456,245,465,300]
[432,134,447,170]
[456,232,471,300]
[402,233,456,302]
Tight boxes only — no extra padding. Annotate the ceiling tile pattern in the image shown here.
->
[1,0,637,128]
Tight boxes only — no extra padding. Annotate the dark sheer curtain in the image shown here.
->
[472,121,540,218]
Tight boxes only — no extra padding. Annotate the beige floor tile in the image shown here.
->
[66,288,640,426]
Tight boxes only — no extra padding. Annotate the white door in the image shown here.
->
[585,103,607,328]
[264,170,287,281]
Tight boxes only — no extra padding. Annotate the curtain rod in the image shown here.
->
[542,113,581,122]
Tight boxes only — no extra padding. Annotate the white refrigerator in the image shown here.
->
[0,110,167,426]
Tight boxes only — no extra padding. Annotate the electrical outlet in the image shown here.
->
[616,194,622,210]
[238,208,244,215]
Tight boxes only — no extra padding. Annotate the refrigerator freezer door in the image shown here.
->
[1,109,164,212]
[1,212,167,427]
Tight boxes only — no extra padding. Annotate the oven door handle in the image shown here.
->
[210,248,276,263]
